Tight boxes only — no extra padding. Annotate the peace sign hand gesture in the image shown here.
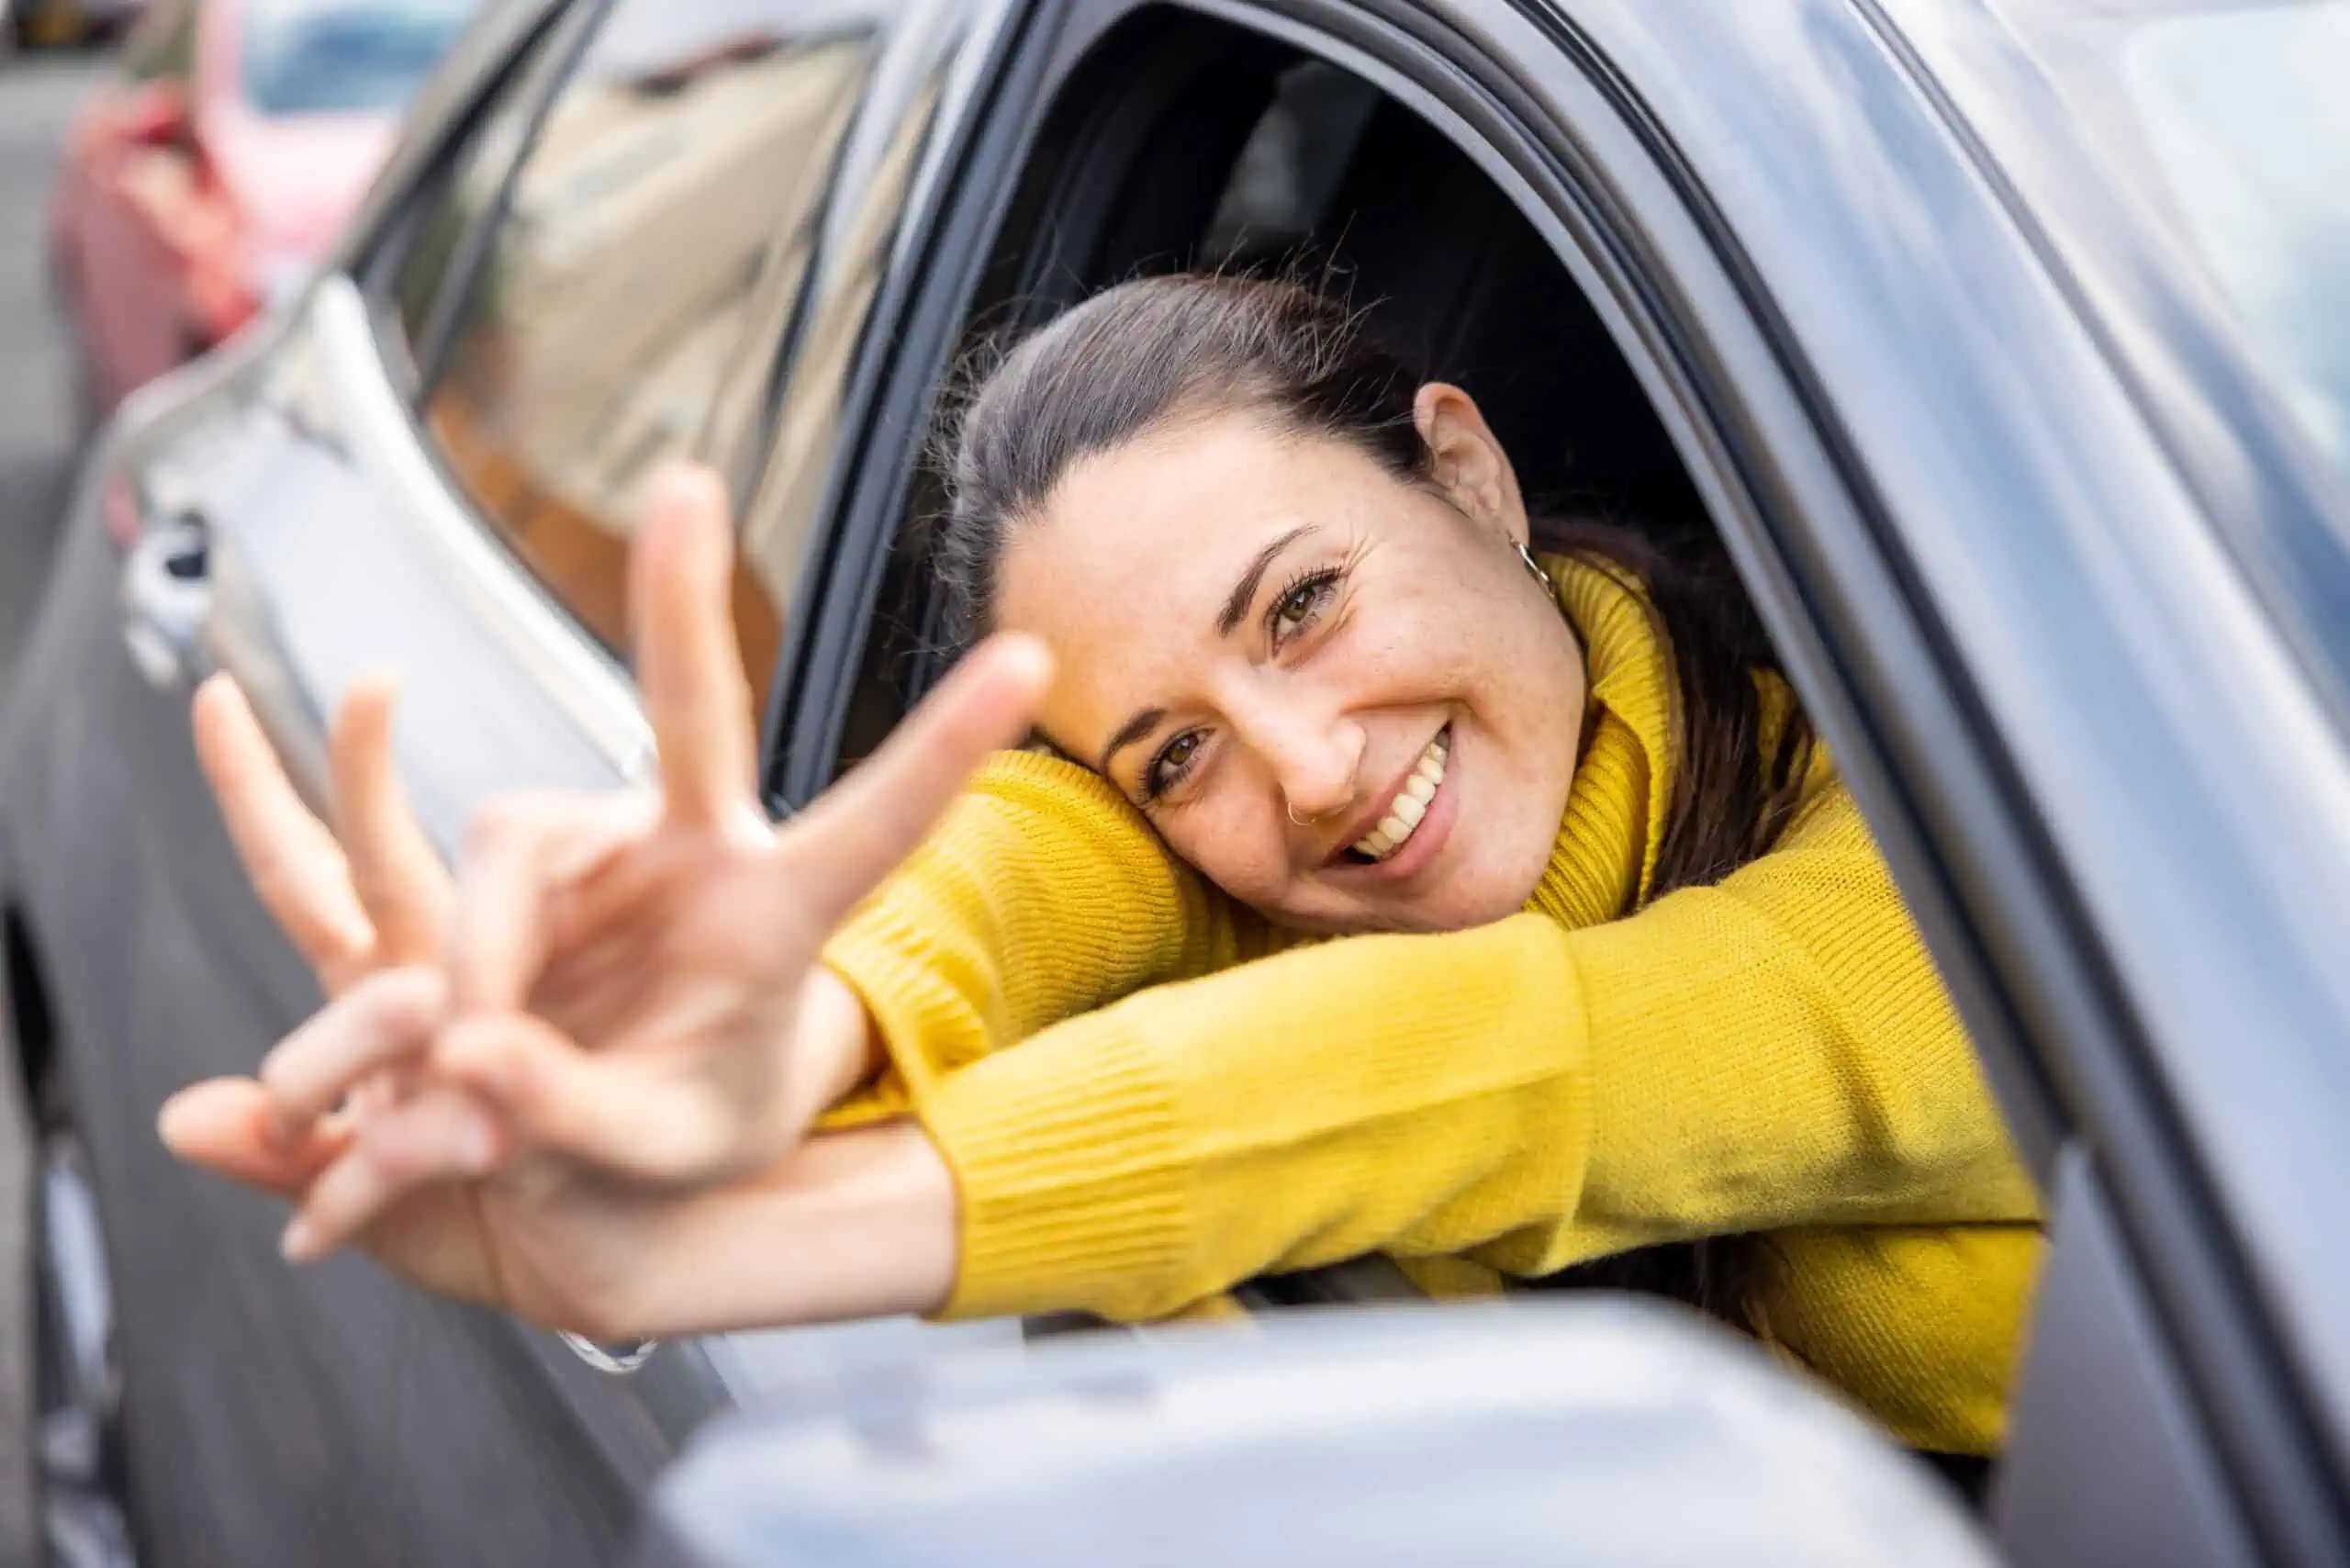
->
[162,464,1048,1310]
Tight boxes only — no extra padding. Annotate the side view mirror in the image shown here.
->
[634,1301,2000,1568]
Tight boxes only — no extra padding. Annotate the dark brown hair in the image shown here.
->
[934,274,1813,1328]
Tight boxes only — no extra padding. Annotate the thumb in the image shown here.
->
[160,1078,352,1197]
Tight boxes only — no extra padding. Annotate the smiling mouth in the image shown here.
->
[1341,726,1450,865]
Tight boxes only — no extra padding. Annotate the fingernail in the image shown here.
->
[459,1120,497,1173]
[281,1218,320,1262]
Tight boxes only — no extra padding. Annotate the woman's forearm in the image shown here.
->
[619,1117,958,1338]
[919,816,2032,1325]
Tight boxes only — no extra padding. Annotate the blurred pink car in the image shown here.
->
[50,0,476,412]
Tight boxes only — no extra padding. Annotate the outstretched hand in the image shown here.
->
[162,464,1049,1323]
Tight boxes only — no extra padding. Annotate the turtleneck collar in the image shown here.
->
[1523,555,1679,931]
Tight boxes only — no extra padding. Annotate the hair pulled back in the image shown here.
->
[934,274,1814,1329]
[937,276,1425,644]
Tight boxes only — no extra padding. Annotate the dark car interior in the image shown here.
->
[834,7,1714,764]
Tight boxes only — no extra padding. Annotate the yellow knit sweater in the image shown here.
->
[822,559,2043,1455]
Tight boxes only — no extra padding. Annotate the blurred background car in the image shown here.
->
[6,0,145,52]
[46,0,476,418]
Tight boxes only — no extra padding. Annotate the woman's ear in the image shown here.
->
[1412,383,1528,545]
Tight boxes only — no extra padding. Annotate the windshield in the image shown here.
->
[2121,3,2350,471]
[240,0,478,118]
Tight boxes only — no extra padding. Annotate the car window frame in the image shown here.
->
[360,0,908,693]
[352,0,610,398]
[766,0,2011,1033]
[719,0,1040,778]
[766,0,2034,1089]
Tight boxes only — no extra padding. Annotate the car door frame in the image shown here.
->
[769,0,2350,1562]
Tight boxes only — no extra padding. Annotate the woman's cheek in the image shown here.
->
[1170,796,1289,908]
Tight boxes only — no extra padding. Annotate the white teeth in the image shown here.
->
[1351,731,1450,862]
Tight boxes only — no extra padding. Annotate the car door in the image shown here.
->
[4,0,1013,1562]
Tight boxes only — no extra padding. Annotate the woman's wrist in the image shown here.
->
[621,1117,958,1337]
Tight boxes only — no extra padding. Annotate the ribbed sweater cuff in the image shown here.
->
[920,1013,1190,1322]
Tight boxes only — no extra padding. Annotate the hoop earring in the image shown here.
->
[1516,541,1551,590]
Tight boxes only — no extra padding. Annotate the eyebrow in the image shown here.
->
[1215,525,1317,636]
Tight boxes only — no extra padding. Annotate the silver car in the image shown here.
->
[6,0,2349,1563]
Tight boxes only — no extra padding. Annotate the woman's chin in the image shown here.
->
[1353,829,1561,934]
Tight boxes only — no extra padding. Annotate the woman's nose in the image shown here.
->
[1246,708,1362,825]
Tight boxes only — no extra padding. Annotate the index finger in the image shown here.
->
[631,465,760,836]
[330,672,452,968]
[194,675,375,991]
[778,633,1052,927]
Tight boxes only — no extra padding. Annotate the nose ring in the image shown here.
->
[1288,802,1323,827]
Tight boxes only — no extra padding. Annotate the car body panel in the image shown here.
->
[1,274,663,1563]
[199,107,397,261]
[51,77,225,405]
[643,1302,2004,1568]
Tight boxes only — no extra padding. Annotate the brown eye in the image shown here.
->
[1270,569,1338,646]
[1145,731,1203,801]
